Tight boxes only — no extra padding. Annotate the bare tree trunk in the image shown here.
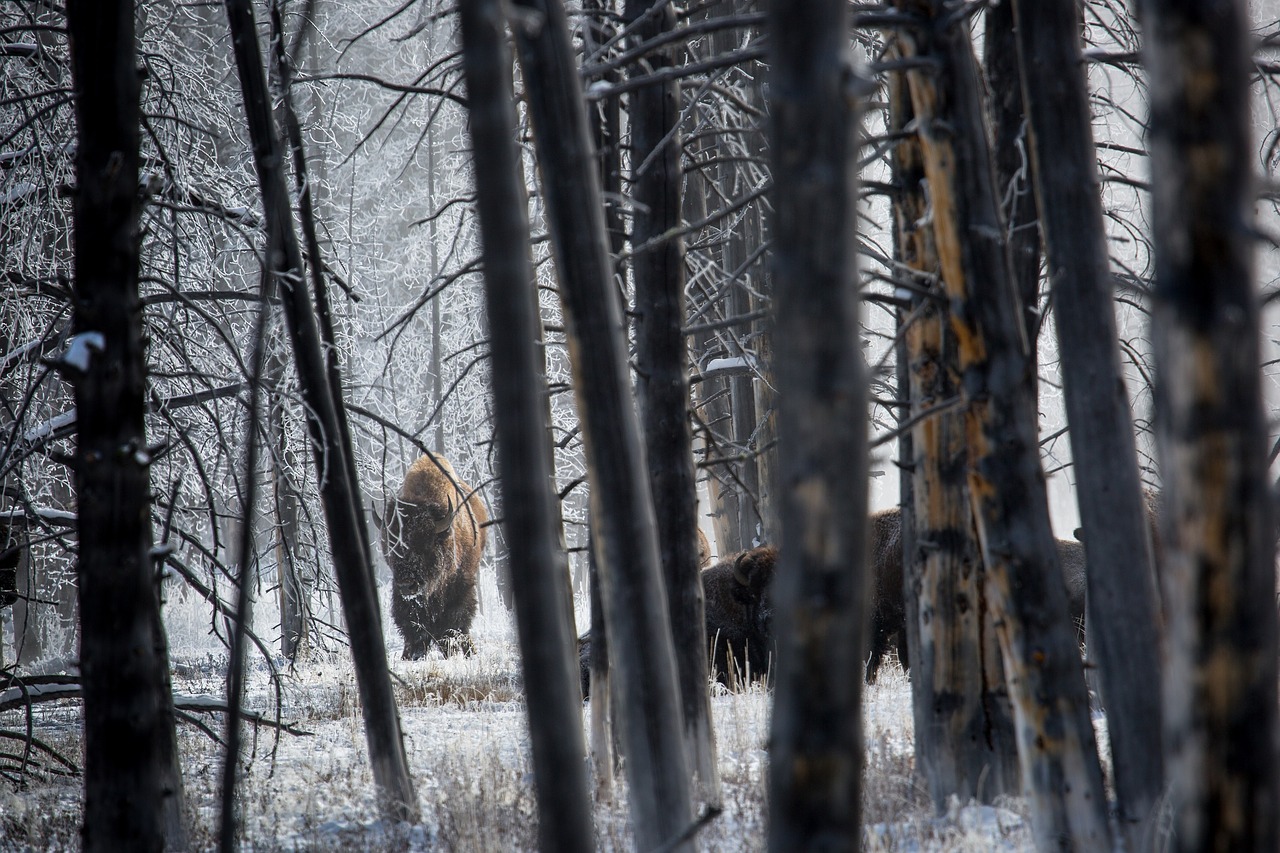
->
[893,4,1113,848]
[1144,1,1280,849]
[460,5,595,847]
[983,0,1041,352]
[766,2,868,849]
[1013,0,1165,844]
[624,0,720,806]
[581,0,622,799]
[510,1,694,848]
[222,0,417,822]
[68,1,180,847]
[888,57,1019,810]
[267,333,308,662]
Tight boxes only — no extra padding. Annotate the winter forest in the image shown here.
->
[3,0,1280,850]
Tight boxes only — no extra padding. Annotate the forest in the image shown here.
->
[2,0,1280,850]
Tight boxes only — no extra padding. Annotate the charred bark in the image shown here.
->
[624,0,720,805]
[894,3,1113,848]
[460,4,595,848]
[1143,1,1280,849]
[888,56,1018,810]
[983,0,1041,352]
[1013,0,1165,843]
[510,1,695,848]
[766,2,869,849]
[68,1,182,847]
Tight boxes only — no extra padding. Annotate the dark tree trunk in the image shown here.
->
[888,58,1018,810]
[1013,0,1165,844]
[68,1,181,848]
[581,0,621,799]
[222,0,417,822]
[766,2,868,849]
[510,1,694,848]
[894,3,1113,848]
[459,4,595,848]
[624,0,719,804]
[1143,1,1280,849]
[983,0,1041,352]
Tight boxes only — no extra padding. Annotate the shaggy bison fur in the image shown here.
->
[578,544,777,696]
[380,452,487,659]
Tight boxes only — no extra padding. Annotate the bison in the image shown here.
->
[578,544,777,696]
[702,545,777,688]
[379,452,487,659]
[865,504,1154,682]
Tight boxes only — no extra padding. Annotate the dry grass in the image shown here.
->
[0,598,1038,852]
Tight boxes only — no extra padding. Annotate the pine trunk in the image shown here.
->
[460,4,596,847]
[888,59,1019,809]
[1144,1,1280,849]
[1013,0,1165,843]
[894,3,1113,848]
[69,1,180,847]
[766,2,868,849]
[510,1,695,848]
[624,0,720,805]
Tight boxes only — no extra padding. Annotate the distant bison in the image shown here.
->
[578,544,777,696]
[702,545,777,688]
[865,506,1094,683]
[379,452,487,659]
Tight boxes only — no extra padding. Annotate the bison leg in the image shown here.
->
[421,572,479,658]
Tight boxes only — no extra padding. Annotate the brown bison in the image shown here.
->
[865,504,1155,682]
[578,544,776,696]
[379,452,487,659]
[702,545,777,688]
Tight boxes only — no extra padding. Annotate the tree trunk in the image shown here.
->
[983,0,1041,352]
[267,333,309,661]
[581,0,622,799]
[1013,0,1165,844]
[222,0,417,822]
[766,2,868,849]
[624,0,720,806]
[510,1,695,849]
[894,4,1113,849]
[888,56,1019,810]
[68,1,179,848]
[1144,1,1280,849]
[460,4,595,848]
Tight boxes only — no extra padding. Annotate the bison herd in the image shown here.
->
[373,453,1156,696]
[574,498,1159,695]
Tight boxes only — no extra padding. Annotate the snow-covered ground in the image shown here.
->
[0,570,1036,851]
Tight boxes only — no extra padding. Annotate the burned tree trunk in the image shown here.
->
[581,0,622,798]
[1143,1,1280,849]
[1013,0,1165,843]
[766,2,869,849]
[460,4,594,848]
[222,0,417,822]
[68,0,184,847]
[983,0,1041,351]
[894,3,1112,848]
[888,55,1018,810]
[624,0,719,805]
[510,1,695,848]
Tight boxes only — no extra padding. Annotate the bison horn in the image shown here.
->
[732,553,750,586]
